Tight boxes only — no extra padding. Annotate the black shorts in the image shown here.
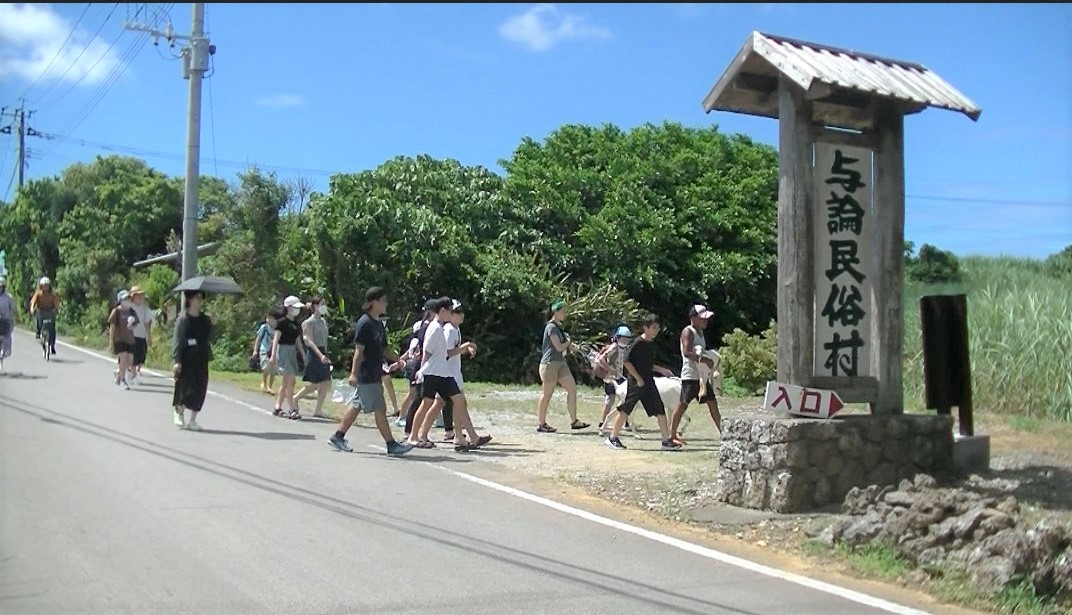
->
[603,377,625,397]
[421,374,461,401]
[617,381,665,418]
[680,379,716,404]
[113,341,134,356]
[133,337,148,366]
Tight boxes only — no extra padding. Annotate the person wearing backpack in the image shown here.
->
[596,325,633,436]
[251,310,280,394]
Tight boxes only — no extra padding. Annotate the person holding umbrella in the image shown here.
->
[171,290,214,430]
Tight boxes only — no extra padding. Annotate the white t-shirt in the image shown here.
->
[131,303,154,339]
[444,323,464,390]
[417,319,452,379]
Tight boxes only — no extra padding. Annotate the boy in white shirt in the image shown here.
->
[410,297,490,452]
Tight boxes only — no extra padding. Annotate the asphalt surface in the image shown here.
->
[0,330,922,615]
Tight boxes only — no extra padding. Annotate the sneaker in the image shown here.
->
[122,380,130,391]
[386,441,414,456]
[186,418,201,431]
[661,439,683,451]
[328,434,353,452]
[605,437,627,450]
[395,417,407,428]
[173,411,185,428]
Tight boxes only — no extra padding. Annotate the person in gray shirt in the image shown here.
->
[535,299,590,433]
[296,295,333,418]
[0,276,16,367]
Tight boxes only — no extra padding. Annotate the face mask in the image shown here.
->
[287,307,300,317]
[618,339,631,347]
[317,305,328,316]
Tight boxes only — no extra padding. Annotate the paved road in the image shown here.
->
[0,331,924,615]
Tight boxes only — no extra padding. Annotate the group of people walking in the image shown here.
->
[537,302,723,452]
[1,273,724,458]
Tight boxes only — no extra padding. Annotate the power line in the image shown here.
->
[37,133,1072,212]
[32,4,121,107]
[17,3,94,102]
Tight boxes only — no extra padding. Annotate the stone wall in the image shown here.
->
[714,415,954,513]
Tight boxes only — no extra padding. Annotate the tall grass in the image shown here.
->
[902,257,1072,422]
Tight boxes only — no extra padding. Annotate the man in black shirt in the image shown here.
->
[605,313,682,451]
[328,287,412,456]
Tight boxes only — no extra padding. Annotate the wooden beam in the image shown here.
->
[732,72,779,94]
[870,100,906,415]
[775,77,815,388]
[804,82,835,101]
[809,125,880,149]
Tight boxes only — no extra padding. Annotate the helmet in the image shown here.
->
[40,276,51,286]
[613,325,633,338]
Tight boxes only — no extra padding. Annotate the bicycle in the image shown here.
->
[39,315,56,362]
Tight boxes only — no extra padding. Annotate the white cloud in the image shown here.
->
[499,4,611,53]
[255,94,306,109]
[0,3,121,86]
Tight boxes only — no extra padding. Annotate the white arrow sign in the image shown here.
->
[762,380,846,419]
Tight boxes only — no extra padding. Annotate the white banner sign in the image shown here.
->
[813,143,873,378]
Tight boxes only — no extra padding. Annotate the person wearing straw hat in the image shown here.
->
[108,290,140,390]
[128,285,154,385]
[535,299,590,433]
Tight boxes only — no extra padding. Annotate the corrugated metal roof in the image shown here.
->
[702,31,982,128]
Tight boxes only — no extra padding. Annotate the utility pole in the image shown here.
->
[1,100,41,196]
[125,4,215,282]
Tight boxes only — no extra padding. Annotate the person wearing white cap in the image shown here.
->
[30,276,60,353]
[107,290,141,390]
[669,304,722,445]
[0,276,16,369]
[268,295,307,420]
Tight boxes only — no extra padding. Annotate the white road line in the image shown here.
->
[52,337,270,415]
[54,333,931,615]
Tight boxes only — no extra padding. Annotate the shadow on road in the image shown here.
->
[198,428,316,442]
[0,396,761,615]
[965,465,1072,512]
[0,372,46,380]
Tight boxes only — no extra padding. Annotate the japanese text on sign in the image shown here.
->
[814,144,873,378]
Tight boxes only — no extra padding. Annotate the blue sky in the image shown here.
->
[1,2,1069,259]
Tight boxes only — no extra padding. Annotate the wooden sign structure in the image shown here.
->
[702,32,981,415]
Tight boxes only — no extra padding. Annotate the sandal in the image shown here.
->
[287,409,302,420]
[273,408,286,417]
[571,419,591,430]
[442,432,455,442]
[536,423,557,433]
[454,443,477,452]
[415,440,436,449]
[476,435,493,447]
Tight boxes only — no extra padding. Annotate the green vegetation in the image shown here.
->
[1,120,1068,421]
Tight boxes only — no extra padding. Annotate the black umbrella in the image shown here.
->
[171,275,244,295]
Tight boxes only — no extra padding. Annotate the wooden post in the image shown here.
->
[870,101,906,415]
[776,78,814,386]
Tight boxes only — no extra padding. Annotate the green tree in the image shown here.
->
[498,121,780,364]
[907,243,962,284]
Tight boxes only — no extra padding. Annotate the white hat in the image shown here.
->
[40,276,51,285]
[117,290,130,302]
[283,295,304,309]
[689,304,714,319]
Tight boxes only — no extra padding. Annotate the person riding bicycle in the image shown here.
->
[30,276,59,355]
[0,276,16,366]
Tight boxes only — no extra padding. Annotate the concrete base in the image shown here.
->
[953,433,991,475]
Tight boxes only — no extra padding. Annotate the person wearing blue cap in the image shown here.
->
[594,325,633,435]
